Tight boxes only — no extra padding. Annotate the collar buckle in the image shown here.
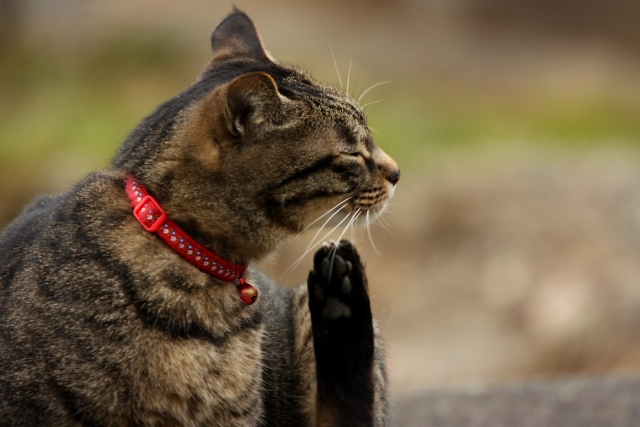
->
[133,195,167,232]
[124,176,256,305]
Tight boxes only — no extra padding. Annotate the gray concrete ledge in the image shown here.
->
[391,375,640,427]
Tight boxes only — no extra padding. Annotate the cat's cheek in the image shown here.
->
[176,103,224,171]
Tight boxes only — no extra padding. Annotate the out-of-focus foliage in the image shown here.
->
[1,0,640,393]
[0,30,199,223]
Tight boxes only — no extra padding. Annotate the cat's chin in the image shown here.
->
[352,196,392,214]
[368,202,390,221]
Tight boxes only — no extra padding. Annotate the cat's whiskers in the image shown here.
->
[301,209,351,256]
[299,197,352,234]
[328,208,361,278]
[346,54,353,97]
[284,205,353,275]
[351,65,367,101]
[369,201,389,222]
[349,100,383,124]
[370,204,394,235]
[373,212,393,234]
[365,210,381,256]
[329,43,343,89]
[357,81,390,104]
[333,209,361,251]
[359,100,382,111]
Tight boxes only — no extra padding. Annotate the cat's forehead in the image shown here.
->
[279,69,357,107]
[277,69,371,139]
[200,48,372,147]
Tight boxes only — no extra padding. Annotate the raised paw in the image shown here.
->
[307,240,373,350]
[307,240,376,425]
[308,240,367,321]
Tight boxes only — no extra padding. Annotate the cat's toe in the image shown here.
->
[322,297,351,319]
[332,254,348,278]
[307,240,374,369]
[341,276,351,294]
[307,240,367,321]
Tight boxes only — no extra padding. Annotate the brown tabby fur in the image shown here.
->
[0,10,399,427]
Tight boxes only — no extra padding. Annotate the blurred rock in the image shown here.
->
[392,374,640,427]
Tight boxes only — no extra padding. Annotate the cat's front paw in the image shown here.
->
[307,240,376,423]
[307,240,373,345]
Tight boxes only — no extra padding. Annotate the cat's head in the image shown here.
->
[113,10,399,263]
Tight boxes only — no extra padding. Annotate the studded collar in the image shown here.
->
[124,175,257,305]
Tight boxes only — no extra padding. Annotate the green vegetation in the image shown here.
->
[369,86,640,167]
[1,33,639,185]
[0,34,196,185]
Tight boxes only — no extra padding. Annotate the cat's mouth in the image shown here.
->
[352,185,394,212]
[325,193,391,223]
[299,182,395,235]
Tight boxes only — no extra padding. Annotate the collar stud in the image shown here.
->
[125,175,257,305]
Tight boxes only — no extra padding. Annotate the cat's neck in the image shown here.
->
[125,175,248,280]
[129,172,288,267]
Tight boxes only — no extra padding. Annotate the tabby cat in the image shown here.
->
[0,10,399,427]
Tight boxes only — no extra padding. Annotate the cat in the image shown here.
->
[0,9,399,427]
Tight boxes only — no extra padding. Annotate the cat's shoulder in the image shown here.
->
[0,193,60,248]
[0,171,122,248]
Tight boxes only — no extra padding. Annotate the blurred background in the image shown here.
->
[1,0,640,395]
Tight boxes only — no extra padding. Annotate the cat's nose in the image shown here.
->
[387,169,400,186]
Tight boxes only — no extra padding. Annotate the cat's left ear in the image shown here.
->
[225,71,283,137]
[209,10,270,63]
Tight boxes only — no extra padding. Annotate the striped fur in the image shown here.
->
[0,10,397,427]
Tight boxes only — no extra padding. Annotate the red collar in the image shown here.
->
[125,175,257,305]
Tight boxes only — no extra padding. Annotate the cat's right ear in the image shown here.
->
[225,71,282,137]
[209,10,270,63]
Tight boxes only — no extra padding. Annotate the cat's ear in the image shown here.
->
[225,71,282,137]
[210,10,270,62]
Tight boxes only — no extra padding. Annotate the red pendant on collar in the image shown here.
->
[124,175,257,306]
[238,278,258,305]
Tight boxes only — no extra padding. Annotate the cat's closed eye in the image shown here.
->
[342,151,367,161]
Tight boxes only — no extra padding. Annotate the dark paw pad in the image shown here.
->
[307,240,367,321]
[307,240,375,383]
